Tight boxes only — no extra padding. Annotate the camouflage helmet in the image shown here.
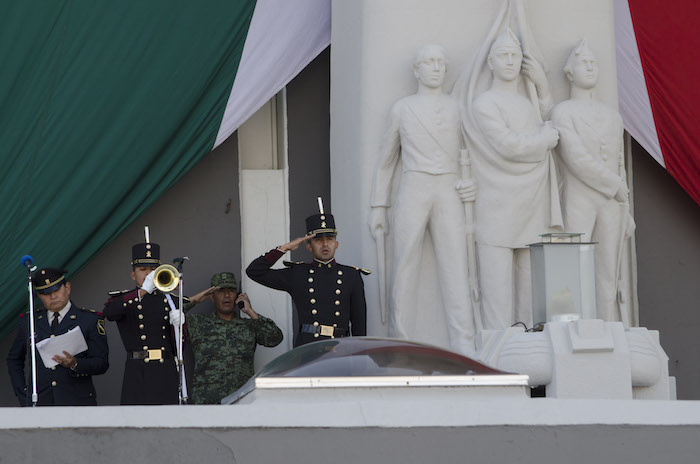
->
[210,272,237,290]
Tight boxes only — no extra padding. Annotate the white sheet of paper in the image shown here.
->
[36,326,88,368]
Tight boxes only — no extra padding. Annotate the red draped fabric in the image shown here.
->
[627,0,700,206]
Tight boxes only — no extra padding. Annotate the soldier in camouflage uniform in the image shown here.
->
[183,272,283,404]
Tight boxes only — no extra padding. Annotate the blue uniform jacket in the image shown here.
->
[6,303,109,406]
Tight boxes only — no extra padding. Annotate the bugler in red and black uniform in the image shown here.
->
[102,242,179,405]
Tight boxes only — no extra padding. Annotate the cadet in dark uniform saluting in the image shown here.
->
[103,241,179,405]
[6,268,109,406]
[246,212,369,347]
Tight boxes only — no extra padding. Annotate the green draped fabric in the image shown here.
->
[0,0,257,336]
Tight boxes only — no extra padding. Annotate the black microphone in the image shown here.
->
[172,256,189,272]
[20,255,33,269]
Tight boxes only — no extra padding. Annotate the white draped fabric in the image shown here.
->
[613,0,664,167]
[214,0,331,148]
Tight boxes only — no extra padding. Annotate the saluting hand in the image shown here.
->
[279,234,316,253]
[188,286,219,305]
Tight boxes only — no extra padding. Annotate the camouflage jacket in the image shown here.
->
[186,313,283,404]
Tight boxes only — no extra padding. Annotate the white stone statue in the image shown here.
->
[459,26,563,330]
[550,39,635,322]
[369,44,478,356]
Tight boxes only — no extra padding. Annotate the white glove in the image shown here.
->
[141,270,156,294]
[169,308,185,327]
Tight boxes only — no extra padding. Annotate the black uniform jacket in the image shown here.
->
[6,303,109,406]
[103,288,179,405]
[246,248,368,347]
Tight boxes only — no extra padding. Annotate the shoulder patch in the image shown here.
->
[97,319,106,335]
[108,289,131,297]
[283,261,306,267]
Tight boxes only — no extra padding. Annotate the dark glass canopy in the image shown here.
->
[222,337,520,404]
[256,337,506,378]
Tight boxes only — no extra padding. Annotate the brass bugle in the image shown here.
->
[154,264,180,292]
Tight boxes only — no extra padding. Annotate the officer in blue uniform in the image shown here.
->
[6,268,109,406]
[103,241,180,405]
[246,212,369,347]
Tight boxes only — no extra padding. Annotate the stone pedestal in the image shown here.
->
[477,319,673,400]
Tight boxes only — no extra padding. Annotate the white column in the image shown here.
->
[238,93,293,369]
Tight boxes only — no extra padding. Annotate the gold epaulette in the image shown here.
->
[349,266,371,275]
[108,289,130,297]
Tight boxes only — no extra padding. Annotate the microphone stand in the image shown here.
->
[174,257,189,405]
[24,264,39,407]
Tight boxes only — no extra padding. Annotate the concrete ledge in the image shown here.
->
[3,398,700,428]
[2,399,699,463]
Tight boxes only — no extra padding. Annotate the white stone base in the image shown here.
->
[477,320,674,400]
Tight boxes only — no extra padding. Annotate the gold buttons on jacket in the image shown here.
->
[313,321,319,327]
[309,288,314,293]
[335,289,341,295]
[309,269,314,274]
[140,335,147,341]
[138,314,144,320]
[51,381,57,387]
[308,278,313,283]
[310,299,316,304]
[337,279,342,284]
[314,333,319,338]
[143,346,148,350]
[338,270,343,276]
[335,311,340,317]
[137,304,143,310]
[311,309,317,315]
[335,300,340,305]
[139,324,144,329]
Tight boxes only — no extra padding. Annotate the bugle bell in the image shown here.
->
[154,264,180,292]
